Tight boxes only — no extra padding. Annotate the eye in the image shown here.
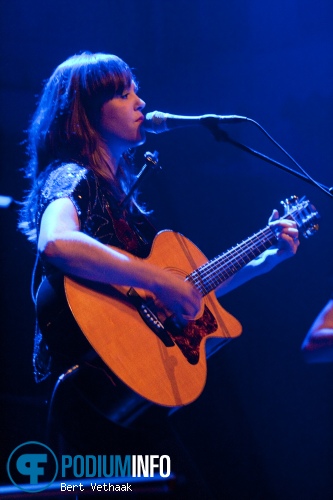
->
[120,92,130,99]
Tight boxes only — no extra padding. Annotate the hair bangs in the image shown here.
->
[81,53,136,107]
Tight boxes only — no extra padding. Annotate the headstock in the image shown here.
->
[281,196,320,238]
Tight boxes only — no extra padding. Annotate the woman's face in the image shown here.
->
[99,81,146,153]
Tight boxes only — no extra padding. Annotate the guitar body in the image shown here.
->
[64,230,242,407]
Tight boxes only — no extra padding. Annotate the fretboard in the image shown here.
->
[187,225,276,296]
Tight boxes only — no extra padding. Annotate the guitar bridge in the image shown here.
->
[127,288,174,347]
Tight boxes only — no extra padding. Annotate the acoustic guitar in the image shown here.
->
[64,196,319,408]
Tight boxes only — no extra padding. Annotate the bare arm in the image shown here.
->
[38,197,202,320]
[302,299,333,363]
[40,200,299,316]
[216,209,300,297]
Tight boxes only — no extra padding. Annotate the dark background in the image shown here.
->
[1,1,333,498]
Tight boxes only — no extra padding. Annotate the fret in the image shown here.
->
[186,197,320,296]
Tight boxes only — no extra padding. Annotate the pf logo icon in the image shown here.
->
[7,441,58,493]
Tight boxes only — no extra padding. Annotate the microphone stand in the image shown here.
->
[201,117,333,198]
[119,151,161,208]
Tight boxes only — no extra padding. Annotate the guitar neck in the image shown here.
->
[187,225,276,296]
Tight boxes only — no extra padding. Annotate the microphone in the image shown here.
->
[144,111,248,134]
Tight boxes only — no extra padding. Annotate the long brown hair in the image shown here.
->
[19,52,142,241]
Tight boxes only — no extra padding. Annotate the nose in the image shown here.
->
[136,96,146,111]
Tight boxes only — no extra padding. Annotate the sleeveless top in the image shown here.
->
[33,163,156,382]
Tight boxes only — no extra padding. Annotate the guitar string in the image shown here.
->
[187,228,273,295]
[190,231,274,295]
[204,237,272,294]
[187,201,314,296]
[206,228,275,291]
[187,226,275,296]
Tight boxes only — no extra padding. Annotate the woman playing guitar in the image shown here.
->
[18,52,300,495]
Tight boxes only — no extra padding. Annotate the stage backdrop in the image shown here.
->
[1,1,333,498]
